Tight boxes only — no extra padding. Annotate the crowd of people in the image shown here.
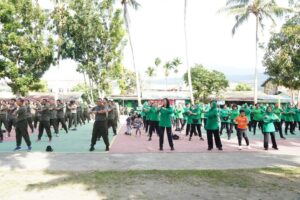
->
[0,98,119,152]
[125,100,300,151]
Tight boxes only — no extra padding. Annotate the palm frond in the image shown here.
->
[232,12,250,35]
[226,0,250,6]
[154,57,161,67]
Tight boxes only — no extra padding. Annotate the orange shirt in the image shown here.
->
[235,116,248,129]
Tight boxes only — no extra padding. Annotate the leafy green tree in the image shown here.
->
[183,64,229,101]
[121,0,142,105]
[235,83,252,91]
[59,0,125,97]
[118,69,136,95]
[264,13,300,91]
[0,0,55,96]
[145,67,155,78]
[220,0,290,103]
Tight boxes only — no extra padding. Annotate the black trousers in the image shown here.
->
[33,116,39,129]
[0,115,8,131]
[7,118,15,133]
[220,122,230,135]
[149,120,160,138]
[27,117,34,132]
[190,124,202,138]
[38,120,52,140]
[185,124,191,136]
[15,120,31,147]
[274,121,284,138]
[207,129,222,149]
[237,129,249,146]
[145,120,150,133]
[50,118,59,134]
[108,119,117,135]
[203,118,207,129]
[175,118,184,130]
[285,121,294,134]
[84,111,90,123]
[159,126,174,149]
[91,120,109,148]
[263,132,277,149]
[77,112,83,125]
[230,123,238,133]
[69,113,77,129]
[253,120,263,135]
[181,119,187,130]
[57,117,68,133]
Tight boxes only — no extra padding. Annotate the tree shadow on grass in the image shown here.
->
[23,168,300,200]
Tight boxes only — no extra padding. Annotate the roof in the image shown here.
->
[110,90,190,100]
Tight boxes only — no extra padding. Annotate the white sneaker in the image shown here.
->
[238,146,242,150]
[247,145,251,150]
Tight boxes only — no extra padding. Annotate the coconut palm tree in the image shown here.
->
[220,0,290,103]
[184,0,194,104]
[163,58,182,90]
[121,0,142,106]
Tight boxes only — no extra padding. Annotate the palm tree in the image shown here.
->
[163,58,181,90]
[184,0,195,104]
[121,0,142,106]
[220,0,290,103]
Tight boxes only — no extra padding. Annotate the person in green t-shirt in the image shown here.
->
[273,103,285,139]
[262,106,279,150]
[205,101,222,151]
[148,102,160,141]
[284,104,295,135]
[294,104,300,132]
[142,101,151,134]
[252,103,264,135]
[188,104,204,141]
[174,104,184,131]
[229,104,239,139]
[158,98,174,151]
[219,104,230,136]
[184,104,192,136]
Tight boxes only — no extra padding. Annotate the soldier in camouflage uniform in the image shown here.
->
[7,99,17,137]
[49,99,59,136]
[13,98,32,151]
[56,99,68,134]
[0,100,8,141]
[25,99,34,133]
[37,99,52,142]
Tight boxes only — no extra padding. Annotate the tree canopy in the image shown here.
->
[0,0,55,95]
[235,83,252,91]
[264,13,300,90]
[183,64,229,101]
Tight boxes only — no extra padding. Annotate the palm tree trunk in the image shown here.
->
[124,4,142,106]
[184,0,194,104]
[83,71,91,103]
[254,16,259,104]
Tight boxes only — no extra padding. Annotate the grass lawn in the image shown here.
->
[1,167,300,200]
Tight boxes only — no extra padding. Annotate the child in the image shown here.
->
[234,110,250,150]
[125,114,132,135]
[134,114,143,136]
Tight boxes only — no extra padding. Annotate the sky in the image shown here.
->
[41,0,288,83]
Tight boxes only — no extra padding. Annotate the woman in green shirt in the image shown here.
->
[252,103,264,135]
[148,102,160,141]
[262,106,278,150]
[189,104,204,141]
[284,104,295,135]
[158,98,174,151]
[219,104,230,136]
[229,104,239,139]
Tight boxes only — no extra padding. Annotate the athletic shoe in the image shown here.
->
[264,148,268,150]
[13,146,21,151]
[171,147,175,151]
[105,147,109,151]
[189,137,191,141]
[272,147,279,150]
[247,146,251,150]
[238,146,242,150]
[218,147,223,151]
[199,137,204,141]
[281,137,286,140]
[207,148,213,151]
[159,148,163,151]
[148,138,151,141]
[27,146,32,152]
[89,147,95,152]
